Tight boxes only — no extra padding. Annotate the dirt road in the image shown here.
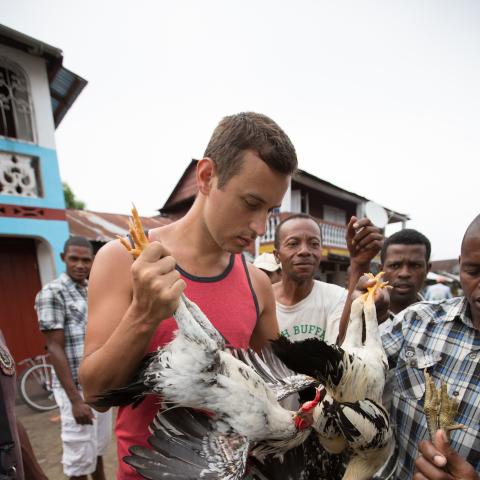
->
[16,403,118,479]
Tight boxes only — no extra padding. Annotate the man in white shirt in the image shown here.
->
[273,213,382,344]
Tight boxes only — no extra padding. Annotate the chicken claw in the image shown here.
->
[361,272,390,304]
[118,205,149,258]
[424,370,465,441]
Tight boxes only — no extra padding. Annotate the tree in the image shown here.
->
[63,182,86,210]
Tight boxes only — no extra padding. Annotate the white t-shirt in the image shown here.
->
[276,280,347,345]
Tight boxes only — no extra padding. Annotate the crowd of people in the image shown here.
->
[1,112,478,480]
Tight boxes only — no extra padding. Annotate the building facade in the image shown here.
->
[0,25,86,361]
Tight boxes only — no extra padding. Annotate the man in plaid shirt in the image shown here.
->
[35,236,111,480]
[381,215,480,480]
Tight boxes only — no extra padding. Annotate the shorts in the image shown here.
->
[53,387,112,477]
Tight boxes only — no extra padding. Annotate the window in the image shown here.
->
[323,205,346,224]
[0,59,34,142]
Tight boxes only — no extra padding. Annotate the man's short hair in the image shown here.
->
[274,213,322,250]
[63,236,93,254]
[204,112,297,188]
[380,229,431,263]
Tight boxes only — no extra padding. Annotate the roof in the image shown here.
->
[430,258,460,274]
[160,159,198,214]
[0,24,87,127]
[293,169,409,224]
[159,160,409,223]
[66,209,171,243]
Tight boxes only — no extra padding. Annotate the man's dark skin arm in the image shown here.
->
[414,430,479,480]
[338,216,386,344]
[42,330,94,425]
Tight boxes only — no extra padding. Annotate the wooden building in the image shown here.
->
[158,160,409,285]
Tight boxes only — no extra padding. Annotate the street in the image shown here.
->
[16,403,118,479]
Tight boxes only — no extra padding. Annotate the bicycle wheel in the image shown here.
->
[20,363,58,411]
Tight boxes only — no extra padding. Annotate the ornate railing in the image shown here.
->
[0,151,41,198]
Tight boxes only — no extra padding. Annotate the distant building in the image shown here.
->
[0,24,86,361]
[66,209,169,253]
[157,160,409,285]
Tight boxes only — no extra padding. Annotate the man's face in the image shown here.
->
[274,218,322,283]
[381,244,429,309]
[204,150,290,253]
[459,230,480,325]
[61,245,93,283]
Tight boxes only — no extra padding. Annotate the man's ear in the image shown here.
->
[427,261,432,273]
[197,158,216,195]
[273,249,280,263]
[60,252,66,263]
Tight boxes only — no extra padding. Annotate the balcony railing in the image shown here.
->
[260,212,347,250]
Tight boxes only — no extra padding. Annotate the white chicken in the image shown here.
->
[94,208,392,479]
[271,274,393,480]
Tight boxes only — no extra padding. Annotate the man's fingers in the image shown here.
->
[415,453,453,480]
[413,469,430,480]
[138,241,172,262]
[418,439,448,468]
[352,217,373,230]
[356,275,377,291]
[352,229,383,248]
[169,278,186,300]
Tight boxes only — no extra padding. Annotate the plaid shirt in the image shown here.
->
[35,273,88,388]
[382,297,480,478]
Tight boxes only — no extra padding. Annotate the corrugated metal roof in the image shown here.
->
[66,209,171,242]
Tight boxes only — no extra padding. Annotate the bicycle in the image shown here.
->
[18,354,58,411]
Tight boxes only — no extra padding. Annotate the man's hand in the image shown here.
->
[71,399,95,425]
[354,274,391,323]
[130,241,186,326]
[414,430,479,480]
[346,216,384,269]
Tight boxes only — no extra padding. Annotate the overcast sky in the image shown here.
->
[2,0,479,260]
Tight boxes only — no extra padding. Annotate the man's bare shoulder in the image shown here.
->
[89,239,134,289]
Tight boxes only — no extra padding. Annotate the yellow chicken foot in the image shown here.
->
[361,272,390,304]
[118,205,150,258]
[424,371,465,441]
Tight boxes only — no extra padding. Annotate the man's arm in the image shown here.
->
[42,329,93,424]
[79,239,185,406]
[247,264,280,353]
[414,430,479,480]
[338,216,385,343]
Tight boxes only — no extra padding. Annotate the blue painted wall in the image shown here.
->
[0,138,65,209]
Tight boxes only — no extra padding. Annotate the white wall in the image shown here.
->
[0,44,56,150]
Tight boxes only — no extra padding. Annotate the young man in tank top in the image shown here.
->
[79,112,298,479]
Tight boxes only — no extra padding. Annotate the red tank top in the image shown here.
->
[116,254,259,479]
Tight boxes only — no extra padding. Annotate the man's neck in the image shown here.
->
[156,202,232,277]
[67,274,86,287]
[275,276,315,306]
[390,297,417,315]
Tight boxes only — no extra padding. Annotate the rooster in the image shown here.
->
[271,273,393,480]
[94,208,392,479]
